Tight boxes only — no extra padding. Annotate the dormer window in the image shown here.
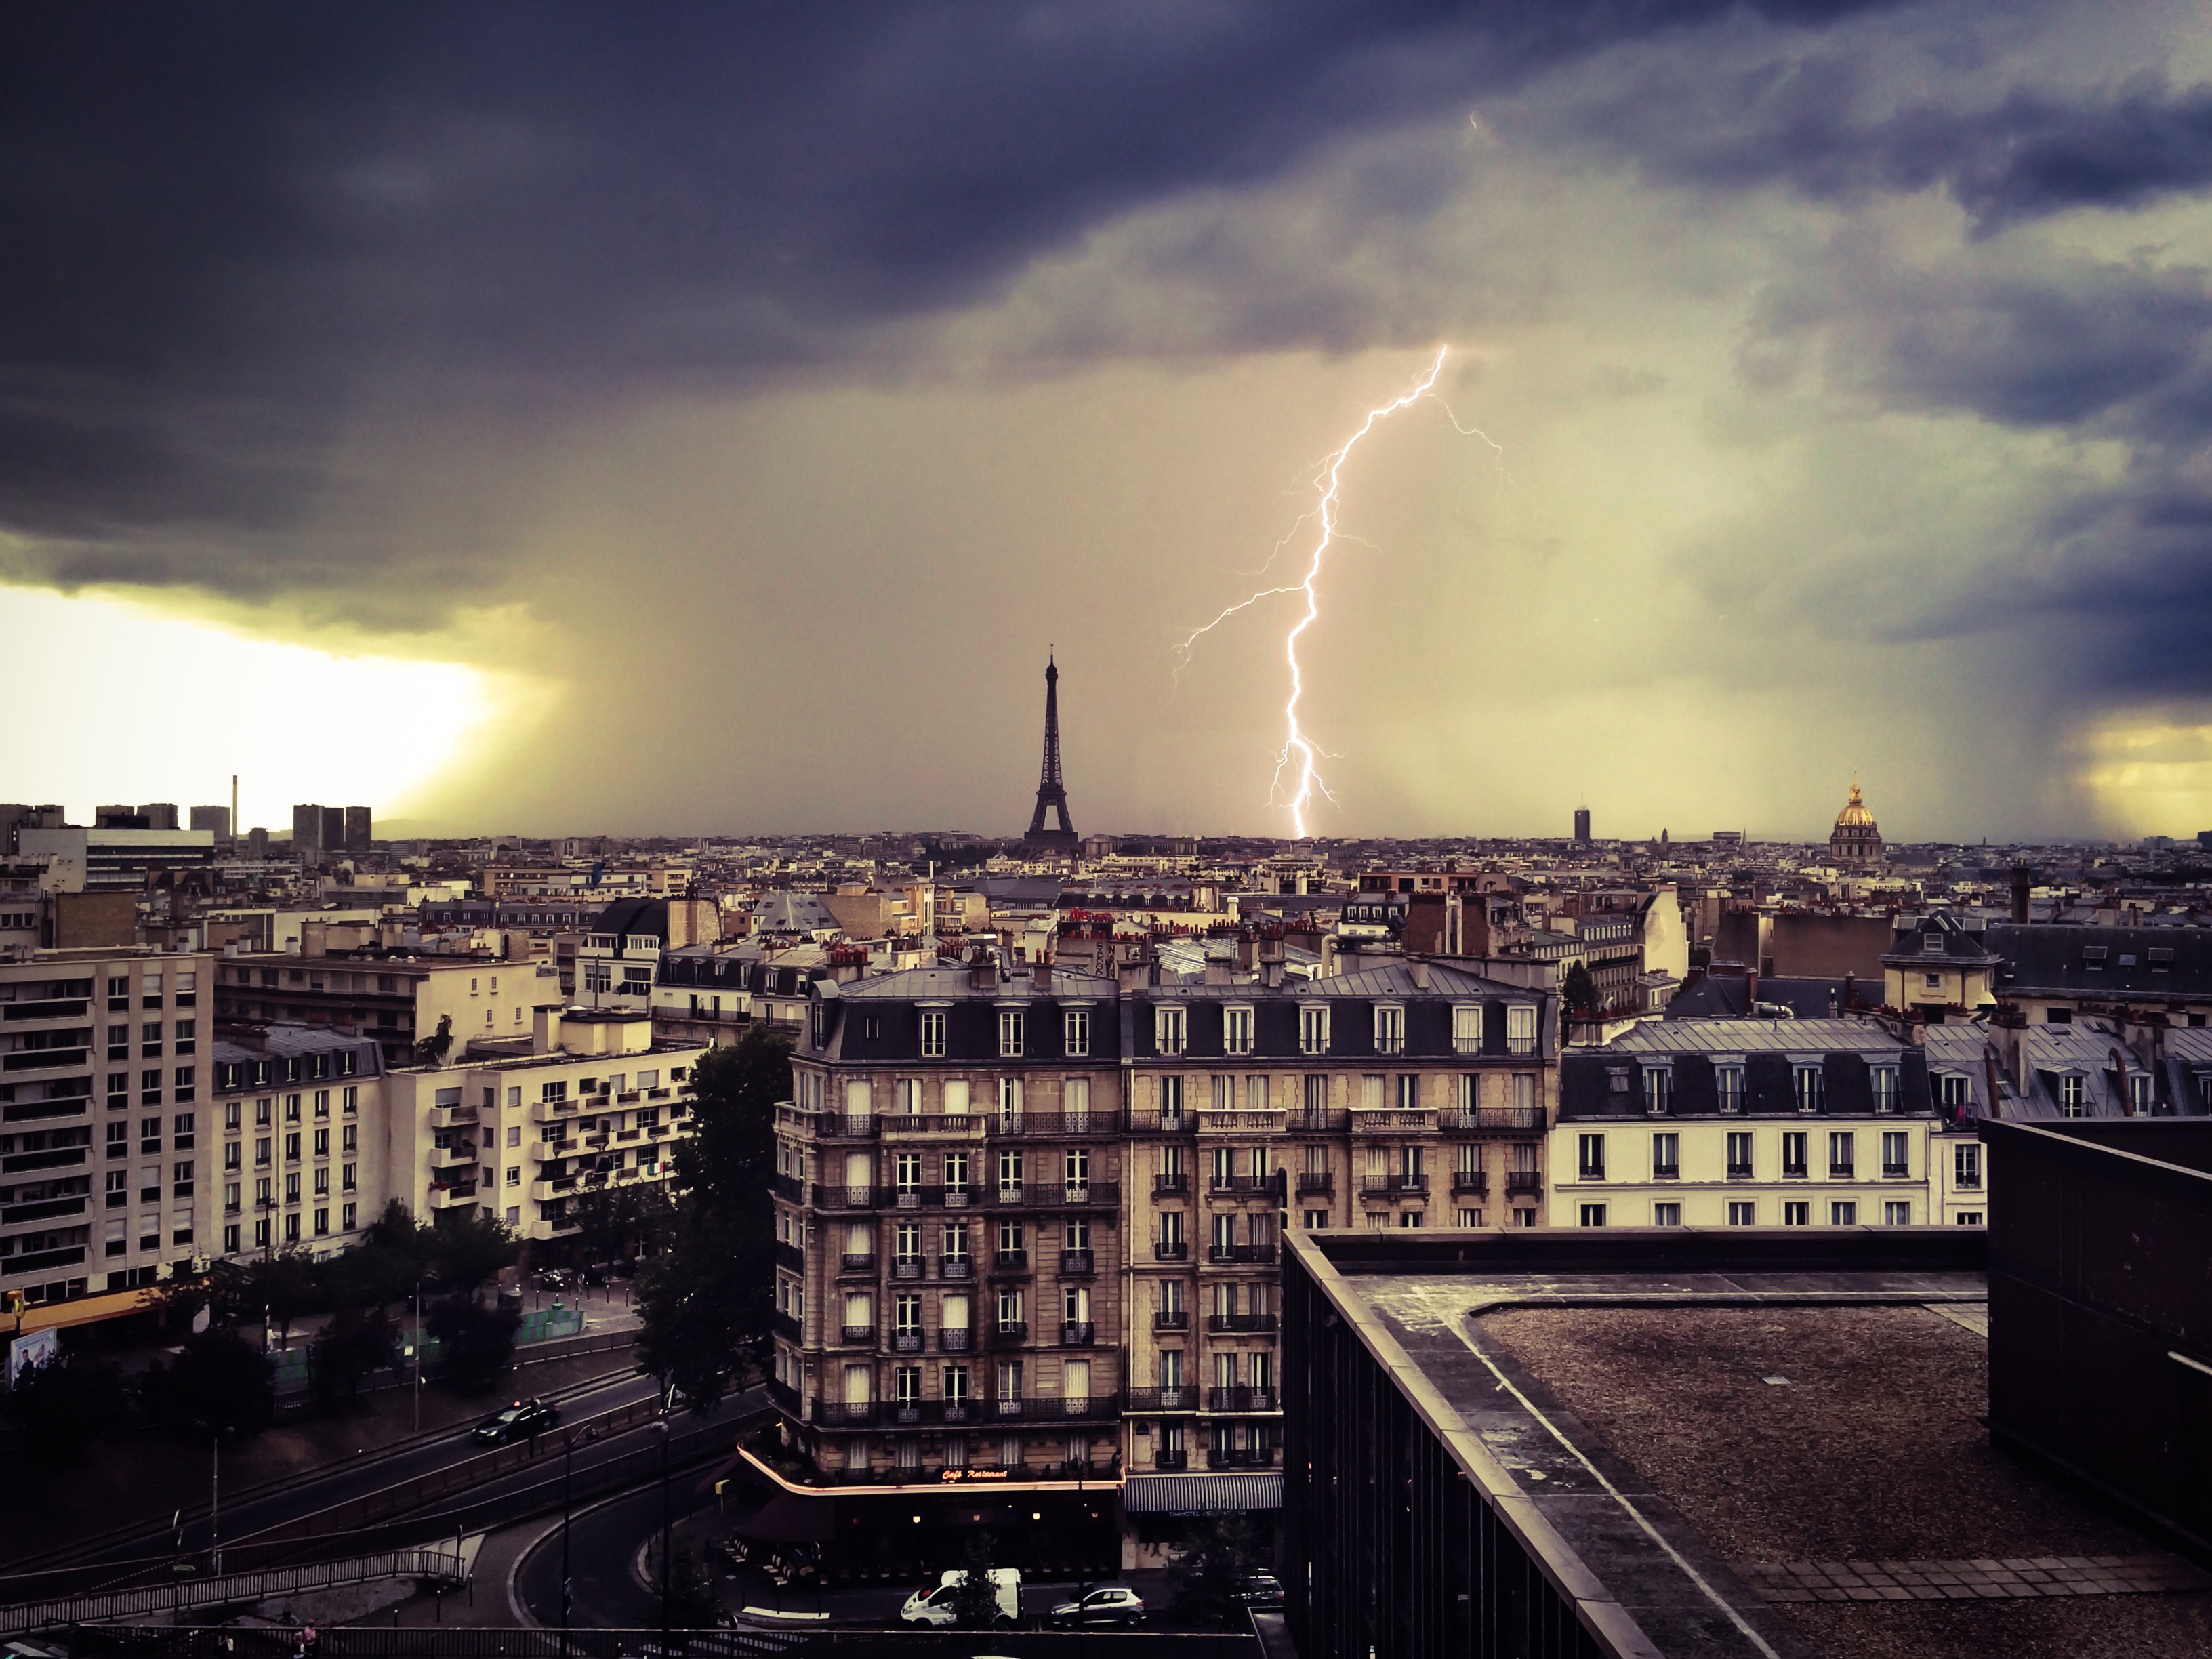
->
[1373,1005,1404,1055]
[1642,1068,1672,1115]
[1605,1066,1631,1094]
[1155,1006,1187,1057]
[2058,1074,2085,1115]
[1715,1065,1745,1113]
[1870,1065,1899,1113]
[1451,1005,1482,1054]
[1298,1005,1330,1057]
[1224,1006,1254,1057]
[1921,934,1944,954]
[1507,1004,1538,1057]
[920,1010,947,1059]
[2083,947,2107,969]
[998,1009,1025,1059]
[2149,948,2174,971]
[1794,1065,1825,1114]
[1063,1008,1090,1057]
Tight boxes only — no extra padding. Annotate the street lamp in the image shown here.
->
[413,1274,426,1433]
[558,1429,573,1655]
[656,1418,673,1650]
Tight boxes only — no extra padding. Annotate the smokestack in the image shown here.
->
[2010,863,2032,925]
[231,774,238,842]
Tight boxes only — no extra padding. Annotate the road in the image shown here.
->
[25,1370,758,1580]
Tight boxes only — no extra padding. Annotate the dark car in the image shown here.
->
[1046,1586,1146,1629]
[1236,1572,1284,1610]
[472,1397,560,1445]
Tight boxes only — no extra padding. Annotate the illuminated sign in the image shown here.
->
[939,1467,1012,1483]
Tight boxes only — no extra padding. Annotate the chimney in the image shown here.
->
[970,945,998,992]
[1410,958,1431,991]
[2010,863,2032,925]
[533,1005,558,1055]
[1204,957,1231,987]
[1842,970,1856,1011]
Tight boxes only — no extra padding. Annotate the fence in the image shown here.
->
[0,1547,466,1639]
[57,1629,1263,1658]
[276,1319,624,1403]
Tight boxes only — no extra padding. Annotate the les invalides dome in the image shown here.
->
[1829,779,1883,869]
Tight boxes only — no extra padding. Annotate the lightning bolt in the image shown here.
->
[1178,345,1498,839]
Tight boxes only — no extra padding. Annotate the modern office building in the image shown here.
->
[189,805,232,842]
[18,826,218,892]
[344,806,373,852]
[1572,807,1591,844]
[213,943,561,1067]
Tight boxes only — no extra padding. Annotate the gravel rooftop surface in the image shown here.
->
[1479,1304,2212,1659]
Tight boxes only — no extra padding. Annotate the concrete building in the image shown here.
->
[212,944,561,1068]
[344,806,373,852]
[1573,807,1591,844]
[188,805,232,842]
[1552,1017,1960,1230]
[136,804,180,832]
[1,949,216,1313]
[291,804,325,863]
[18,825,218,892]
[210,1026,385,1256]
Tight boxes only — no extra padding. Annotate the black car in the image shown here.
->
[1236,1573,1284,1610]
[472,1397,560,1444]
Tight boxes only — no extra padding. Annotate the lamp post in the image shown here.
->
[558,1429,573,1654]
[210,1435,222,1578]
[657,1418,673,1650]
[413,1274,425,1434]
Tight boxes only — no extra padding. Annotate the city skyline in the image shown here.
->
[7,6,2212,840]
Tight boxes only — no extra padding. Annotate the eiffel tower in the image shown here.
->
[1023,654,1080,846]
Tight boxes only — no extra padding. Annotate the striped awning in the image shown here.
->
[1121,1472,1283,1515]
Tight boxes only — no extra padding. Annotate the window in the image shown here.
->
[1224,1006,1254,1055]
[1063,1008,1090,1057]
[1298,1004,1330,1056]
[313,1127,329,1158]
[1727,1201,1755,1226]
[1395,1074,1420,1111]
[1374,1005,1404,1054]
[1653,1202,1681,1227]
[1158,1074,1185,1122]
[541,1081,568,1105]
[1956,1211,1984,1226]
[1953,1143,1982,1191]
[2058,1075,2085,1116]
[1828,1132,1855,1178]
[1830,1200,1858,1226]
[313,1089,329,1118]
[2129,1073,2154,1115]
[1781,1132,1807,1178]
[1923,972,1943,990]
[997,1150,1023,1195]
[920,1010,947,1058]
[1452,1005,1483,1054]
[1643,1068,1672,1115]
[1651,1132,1679,1180]
[1305,1209,1330,1229]
[342,1163,356,1191]
[1576,1133,1605,1181]
[1715,1065,1744,1113]
[1783,1200,1810,1227]
[1883,1200,1912,1225]
[1794,1065,1825,1113]
[1870,1066,1898,1113]
[1938,1074,1972,1111]
[1458,1208,1482,1227]
[1881,1131,1909,1176]
[998,1008,1025,1058]
[284,1132,300,1162]
[1725,1131,1753,1179]
[1578,1203,1608,1227]
[1155,1006,1187,1056]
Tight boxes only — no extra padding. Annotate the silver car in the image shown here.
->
[1047,1586,1146,1629]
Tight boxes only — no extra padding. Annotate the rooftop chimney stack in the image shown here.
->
[2011,863,2032,925]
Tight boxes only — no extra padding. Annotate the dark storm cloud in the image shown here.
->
[0,0,1884,602]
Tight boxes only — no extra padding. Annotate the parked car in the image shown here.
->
[1236,1572,1284,1610]
[472,1397,560,1444]
[536,1269,574,1291]
[899,1568,1021,1628]
[1048,1586,1147,1629]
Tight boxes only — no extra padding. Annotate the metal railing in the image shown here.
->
[1207,1387,1279,1412]
[0,1546,466,1638]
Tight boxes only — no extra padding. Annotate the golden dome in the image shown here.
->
[1835,781,1877,830]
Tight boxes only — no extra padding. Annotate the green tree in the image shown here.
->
[945,1531,1006,1629]
[431,1209,518,1300]
[571,1182,675,1266]
[1168,1514,1263,1631]
[634,1030,784,1413]
[424,1293,521,1391]
[242,1252,322,1349]
[1561,961,1600,1016]
[140,1328,276,1438]
[310,1305,398,1406]
[0,1351,127,1469]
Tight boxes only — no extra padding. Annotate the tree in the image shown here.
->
[635,1030,784,1413]
[424,1294,521,1391]
[945,1531,1005,1629]
[431,1209,518,1301]
[241,1253,321,1349]
[644,1539,722,1630]
[413,1013,454,1065]
[1168,1514,1264,1630]
[572,1182,676,1266]
[1561,962,1600,1017]
[140,1329,276,1438]
[0,1352,126,1469]
[310,1305,398,1406]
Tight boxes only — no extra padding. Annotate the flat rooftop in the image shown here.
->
[1315,1235,2212,1658]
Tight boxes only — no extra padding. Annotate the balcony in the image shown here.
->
[891,1256,926,1281]
[819,1115,878,1139]
[429,1183,478,1207]
[1504,1172,1544,1198]
[991,1249,1030,1275]
[1154,1241,1190,1262]
[2,1047,91,1075]
[432,1141,478,1166]
[771,1311,802,1341]
[1727,1162,1754,1180]
[1295,1172,1335,1196]
[1206,1244,1277,1265]
[1883,1162,1910,1178]
[1153,1450,1190,1471]
[3,998,89,1023]
[994,1321,1029,1342]
[817,1401,876,1426]
[838,1253,877,1275]
[937,1254,974,1280]
[615,1128,642,1143]
[1782,1163,1809,1181]
[1197,1109,1286,1136]
[1,1244,85,1273]
[1830,1162,1856,1180]
[529,1176,579,1203]
[1128,1110,1194,1134]
[1351,1109,1435,1136]
[890,1330,924,1354]
[1359,1174,1427,1197]
[1450,1172,1488,1197]
[1059,1248,1094,1277]
[812,1183,885,1210]
[939,1328,973,1353]
[1152,1173,1191,1197]
[1652,1165,1680,1183]
[1059,1321,1096,1347]
[1125,1387,1197,1413]
[774,1240,804,1273]
[884,1113,979,1136]
[991,1183,1120,1210]
[772,1174,802,1203]
[987,1111,1124,1137]
[1207,1446,1279,1469]
[1212,1389,1283,1415]
[1437,1107,1544,1132]
[1208,1174,1282,1199]
[1287,1109,1349,1133]
[838,1324,876,1346]
[767,1377,802,1416]
[1207,1312,1278,1334]
[0,1195,87,1225]
[1153,1309,1189,1332]
[428,1105,478,1132]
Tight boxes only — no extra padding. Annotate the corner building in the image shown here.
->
[771,947,1555,1572]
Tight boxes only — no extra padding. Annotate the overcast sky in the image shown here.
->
[7,1,2212,842]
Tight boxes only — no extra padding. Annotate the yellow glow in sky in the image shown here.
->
[2074,716,2212,840]
[1,586,500,830]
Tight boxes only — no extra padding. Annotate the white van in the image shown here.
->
[898,1566,1023,1627]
